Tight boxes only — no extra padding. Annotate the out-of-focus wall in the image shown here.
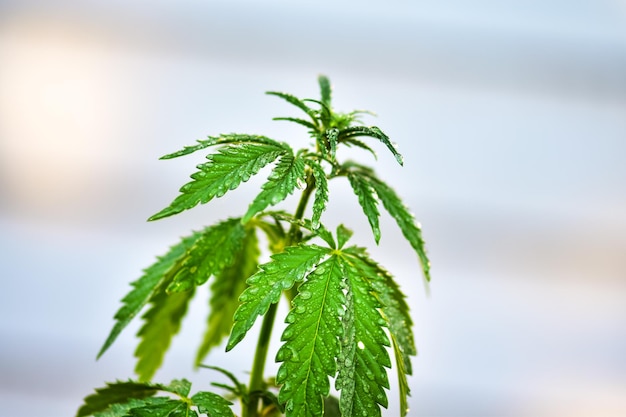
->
[1,1,625,416]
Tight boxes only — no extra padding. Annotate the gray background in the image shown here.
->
[1,1,625,416]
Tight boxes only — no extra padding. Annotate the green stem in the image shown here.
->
[244,172,316,417]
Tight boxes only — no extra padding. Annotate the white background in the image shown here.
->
[1,1,625,416]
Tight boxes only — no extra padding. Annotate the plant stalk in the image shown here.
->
[243,172,316,417]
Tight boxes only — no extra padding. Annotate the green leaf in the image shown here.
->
[92,399,147,417]
[367,176,431,281]
[318,75,332,107]
[77,380,158,417]
[98,232,203,359]
[160,134,282,160]
[276,255,345,417]
[325,128,338,160]
[338,126,403,166]
[273,117,317,131]
[149,142,287,221]
[266,91,319,124]
[135,286,196,381]
[342,137,378,160]
[346,249,415,372]
[347,172,381,243]
[226,244,330,351]
[342,248,415,416]
[195,227,259,365]
[191,392,235,417]
[336,224,353,250]
[126,397,194,417]
[305,159,329,229]
[336,254,391,417]
[167,218,246,293]
[198,365,248,397]
[243,153,306,223]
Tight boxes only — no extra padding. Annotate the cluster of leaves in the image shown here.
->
[79,76,429,417]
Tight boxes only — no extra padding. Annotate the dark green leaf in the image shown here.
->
[336,254,391,417]
[191,391,235,417]
[243,153,306,223]
[266,91,318,124]
[195,227,259,365]
[98,232,203,359]
[226,244,329,351]
[149,143,287,221]
[167,218,246,293]
[273,117,317,131]
[326,128,338,160]
[76,380,158,417]
[92,399,147,417]
[305,159,329,229]
[342,248,415,416]
[135,287,195,381]
[367,176,431,281]
[318,75,332,107]
[338,126,403,166]
[348,172,381,243]
[276,255,345,417]
[160,134,282,160]
[198,365,247,397]
[342,137,378,160]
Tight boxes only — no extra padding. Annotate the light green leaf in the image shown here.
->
[76,380,158,417]
[243,153,306,223]
[98,232,202,359]
[336,254,391,417]
[305,159,329,229]
[367,176,431,281]
[92,399,147,417]
[195,227,259,365]
[126,397,193,417]
[159,134,282,160]
[276,255,345,417]
[347,172,381,243]
[149,143,287,221]
[336,224,353,250]
[226,244,329,351]
[338,126,403,166]
[167,218,246,293]
[191,392,235,417]
[135,287,196,381]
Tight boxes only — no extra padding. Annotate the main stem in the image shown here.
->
[244,173,316,417]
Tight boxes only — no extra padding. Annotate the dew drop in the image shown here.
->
[276,366,288,383]
[295,305,306,314]
[357,341,365,350]
[299,290,312,300]
[296,177,306,190]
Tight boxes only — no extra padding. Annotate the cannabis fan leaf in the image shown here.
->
[84,75,430,417]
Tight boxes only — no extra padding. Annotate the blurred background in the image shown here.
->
[1,1,625,416]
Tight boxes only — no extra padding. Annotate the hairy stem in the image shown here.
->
[244,171,316,417]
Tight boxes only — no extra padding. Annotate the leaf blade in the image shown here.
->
[347,172,381,244]
[338,126,403,166]
[242,153,306,223]
[195,226,259,365]
[149,143,286,221]
[98,232,202,359]
[276,255,345,417]
[226,244,329,351]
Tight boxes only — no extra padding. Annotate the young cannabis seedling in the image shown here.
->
[77,75,430,417]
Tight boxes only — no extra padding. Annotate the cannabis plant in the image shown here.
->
[77,76,430,417]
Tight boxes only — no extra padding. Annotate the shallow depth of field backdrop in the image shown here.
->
[1,1,625,416]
